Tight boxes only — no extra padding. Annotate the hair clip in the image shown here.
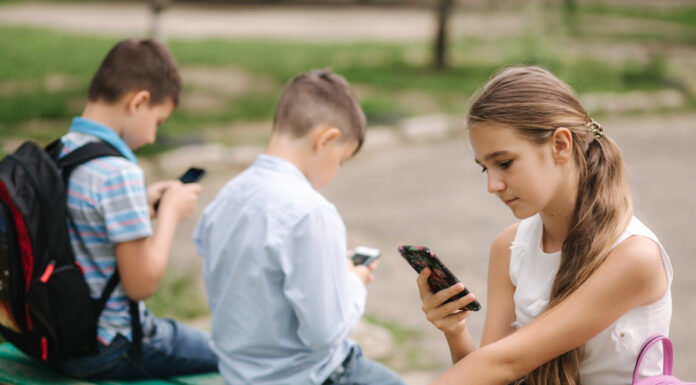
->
[587,119,603,139]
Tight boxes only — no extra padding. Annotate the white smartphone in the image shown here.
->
[350,246,381,266]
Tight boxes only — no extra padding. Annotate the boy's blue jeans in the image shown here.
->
[322,346,407,385]
[53,318,218,379]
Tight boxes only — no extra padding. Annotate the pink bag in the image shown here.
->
[633,335,696,385]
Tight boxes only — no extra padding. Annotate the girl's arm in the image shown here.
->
[417,224,518,362]
[431,235,668,385]
[480,224,518,347]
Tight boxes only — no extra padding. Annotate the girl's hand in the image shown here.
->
[417,267,476,336]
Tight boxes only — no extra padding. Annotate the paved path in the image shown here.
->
[0,3,522,42]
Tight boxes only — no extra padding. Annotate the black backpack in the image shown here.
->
[0,140,142,363]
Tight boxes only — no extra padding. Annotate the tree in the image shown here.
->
[434,0,454,70]
[149,0,171,42]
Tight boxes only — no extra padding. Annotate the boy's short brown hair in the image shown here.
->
[273,70,366,153]
[88,38,181,106]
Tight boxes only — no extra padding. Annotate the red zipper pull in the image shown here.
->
[40,260,55,283]
[41,337,48,361]
[75,261,85,275]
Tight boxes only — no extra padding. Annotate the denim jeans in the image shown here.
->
[322,346,406,385]
[53,318,218,380]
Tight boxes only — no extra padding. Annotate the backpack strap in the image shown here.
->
[632,334,674,384]
[93,271,122,319]
[128,300,143,366]
[47,138,144,363]
[94,270,142,367]
[49,138,126,315]
[48,139,123,181]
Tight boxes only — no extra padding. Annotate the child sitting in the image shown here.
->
[53,38,218,379]
[194,70,406,385]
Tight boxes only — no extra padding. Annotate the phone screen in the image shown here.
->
[351,246,381,266]
[398,245,481,312]
[179,167,206,184]
[153,167,207,212]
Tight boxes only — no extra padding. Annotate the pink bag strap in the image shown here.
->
[633,334,674,384]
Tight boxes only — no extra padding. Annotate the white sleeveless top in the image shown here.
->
[509,214,672,385]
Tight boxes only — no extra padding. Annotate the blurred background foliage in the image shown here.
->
[1,0,695,158]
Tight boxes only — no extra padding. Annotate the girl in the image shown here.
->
[417,66,672,385]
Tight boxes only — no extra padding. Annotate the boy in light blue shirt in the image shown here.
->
[194,70,406,385]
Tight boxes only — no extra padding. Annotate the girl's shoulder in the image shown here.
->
[614,217,658,247]
[491,222,521,257]
[492,214,542,255]
[605,217,671,304]
[611,217,671,281]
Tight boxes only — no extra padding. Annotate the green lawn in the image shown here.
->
[2,2,693,155]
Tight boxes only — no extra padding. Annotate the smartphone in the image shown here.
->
[398,245,481,312]
[153,167,206,212]
[178,167,206,184]
[351,246,381,266]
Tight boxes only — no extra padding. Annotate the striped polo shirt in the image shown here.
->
[60,117,153,345]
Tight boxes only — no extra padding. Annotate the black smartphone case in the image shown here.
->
[398,245,481,312]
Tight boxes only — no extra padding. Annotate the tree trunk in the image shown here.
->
[434,0,454,70]
[149,0,171,42]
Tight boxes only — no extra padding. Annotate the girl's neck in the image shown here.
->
[540,211,572,253]
[539,174,579,254]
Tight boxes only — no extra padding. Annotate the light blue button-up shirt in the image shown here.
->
[194,154,367,385]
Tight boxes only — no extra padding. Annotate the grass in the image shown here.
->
[581,3,696,28]
[145,272,210,321]
[558,2,696,45]
[1,17,690,155]
[364,314,445,371]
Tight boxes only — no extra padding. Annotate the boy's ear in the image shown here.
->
[125,90,151,114]
[551,127,573,165]
[313,125,341,152]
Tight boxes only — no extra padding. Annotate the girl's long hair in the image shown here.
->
[467,66,632,385]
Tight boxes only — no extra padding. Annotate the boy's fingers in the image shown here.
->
[366,272,375,284]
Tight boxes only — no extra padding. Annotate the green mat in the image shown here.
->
[0,344,223,385]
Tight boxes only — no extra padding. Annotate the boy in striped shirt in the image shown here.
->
[52,39,218,379]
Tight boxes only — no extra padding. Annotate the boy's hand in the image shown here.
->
[158,181,202,222]
[417,267,475,336]
[347,259,378,285]
[147,180,179,218]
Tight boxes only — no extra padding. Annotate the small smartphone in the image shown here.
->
[398,245,481,312]
[178,167,206,184]
[153,167,206,212]
[350,246,381,266]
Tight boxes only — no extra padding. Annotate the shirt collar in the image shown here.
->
[68,117,138,163]
[254,153,311,187]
